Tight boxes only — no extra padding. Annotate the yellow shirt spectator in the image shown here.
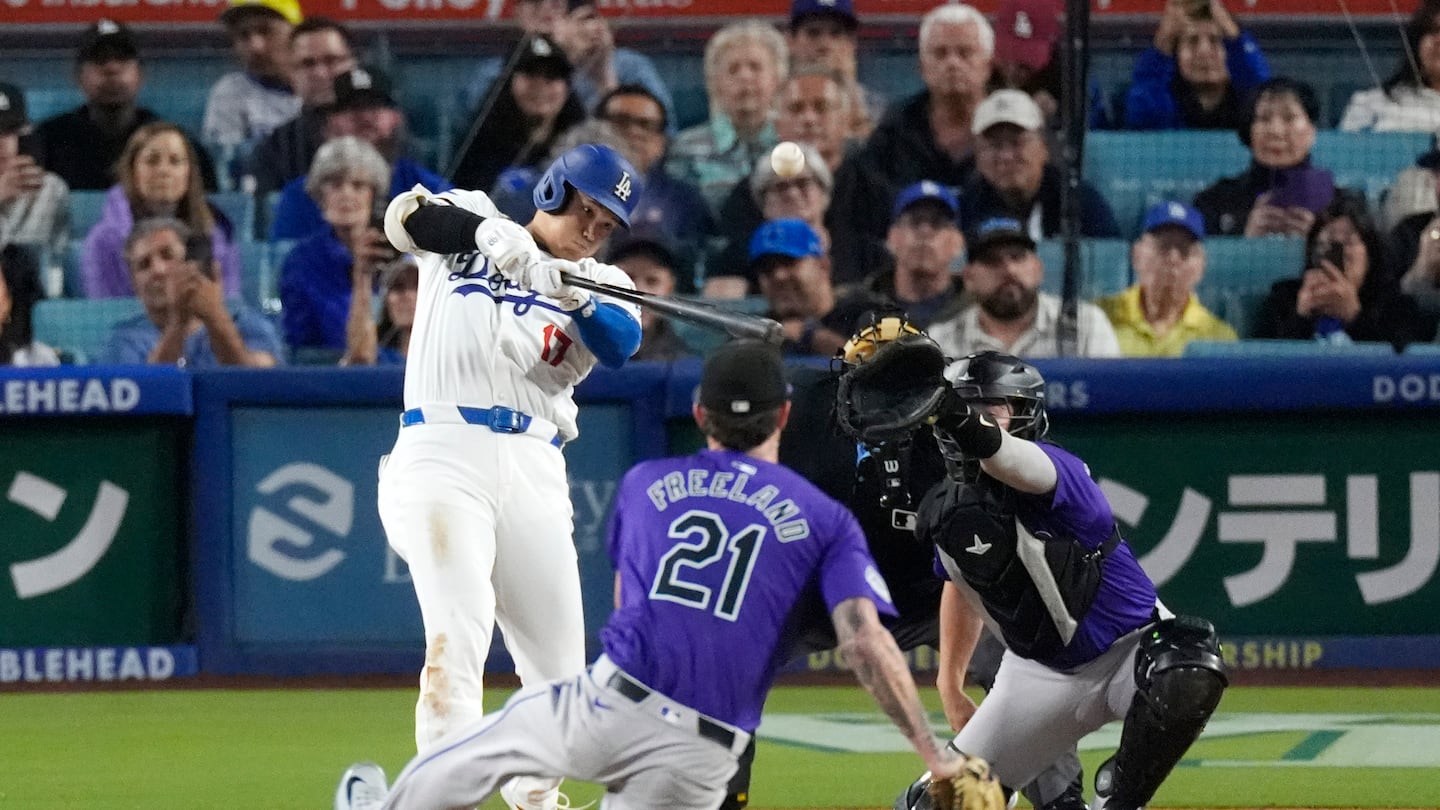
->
[1099,284,1237,357]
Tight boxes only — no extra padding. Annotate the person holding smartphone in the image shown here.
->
[100,216,282,367]
[1252,195,1431,347]
[0,82,70,264]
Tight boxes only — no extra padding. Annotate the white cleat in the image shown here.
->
[335,761,388,810]
[499,776,594,810]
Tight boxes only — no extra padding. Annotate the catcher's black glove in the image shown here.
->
[835,333,949,446]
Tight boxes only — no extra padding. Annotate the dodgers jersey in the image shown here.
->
[601,448,897,732]
[938,443,1159,671]
[396,187,642,441]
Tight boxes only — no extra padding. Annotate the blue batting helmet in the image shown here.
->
[533,143,642,228]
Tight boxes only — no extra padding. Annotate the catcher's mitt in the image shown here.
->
[835,332,949,446]
[928,753,1007,810]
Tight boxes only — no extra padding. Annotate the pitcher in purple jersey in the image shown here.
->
[334,339,972,810]
[869,351,1228,810]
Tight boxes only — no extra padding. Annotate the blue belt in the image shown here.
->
[400,406,562,447]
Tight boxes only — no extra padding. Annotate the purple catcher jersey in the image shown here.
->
[1011,443,1159,668]
[601,448,896,732]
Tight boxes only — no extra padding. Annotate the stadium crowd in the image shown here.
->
[5,0,1440,369]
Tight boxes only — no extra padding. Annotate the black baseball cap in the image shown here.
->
[78,19,140,64]
[966,217,1036,261]
[514,34,572,81]
[0,83,28,135]
[699,339,789,416]
[331,66,396,111]
[606,232,679,273]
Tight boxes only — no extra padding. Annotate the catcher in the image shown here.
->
[839,341,1228,810]
[721,315,1086,810]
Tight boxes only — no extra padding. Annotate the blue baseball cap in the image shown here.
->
[1141,200,1205,241]
[892,180,960,224]
[749,219,825,265]
[790,0,858,30]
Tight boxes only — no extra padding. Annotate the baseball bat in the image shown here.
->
[559,272,785,345]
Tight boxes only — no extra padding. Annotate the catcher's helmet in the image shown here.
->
[533,143,642,227]
[839,312,923,366]
[945,350,1049,441]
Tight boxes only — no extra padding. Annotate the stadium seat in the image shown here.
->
[671,296,769,356]
[1195,236,1305,334]
[1403,341,1440,355]
[69,190,109,239]
[1036,238,1132,299]
[211,191,255,241]
[1184,339,1396,357]
[32,297,146,364]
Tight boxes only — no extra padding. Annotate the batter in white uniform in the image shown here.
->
[354,144,644,810]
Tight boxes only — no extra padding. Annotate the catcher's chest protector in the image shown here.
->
[917,477,1114,662]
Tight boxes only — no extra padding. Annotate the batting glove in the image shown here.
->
[475,218,541,281]
[544,259,596,314]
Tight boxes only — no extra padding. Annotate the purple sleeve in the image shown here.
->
[81,221,131,298]
[817,502,898,618]
[1035,444,1115,549]
[213,225,242,298]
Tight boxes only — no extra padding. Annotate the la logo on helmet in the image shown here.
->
[613,171,633,202]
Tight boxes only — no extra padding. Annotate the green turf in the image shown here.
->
[1,686,1438,808]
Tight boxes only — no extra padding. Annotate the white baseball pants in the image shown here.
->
[380,656,747,810]
[378,419,587,750]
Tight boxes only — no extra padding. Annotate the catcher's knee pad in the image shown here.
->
[1095,616,1228,810]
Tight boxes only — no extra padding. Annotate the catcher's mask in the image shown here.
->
[839,313,923,368]
[945,351,1049,441]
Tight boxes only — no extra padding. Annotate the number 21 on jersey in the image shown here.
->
[650,510,765,621]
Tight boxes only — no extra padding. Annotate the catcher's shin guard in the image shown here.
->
[1093,616,1228,810]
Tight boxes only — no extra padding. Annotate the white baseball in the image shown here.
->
[770,141,806,178]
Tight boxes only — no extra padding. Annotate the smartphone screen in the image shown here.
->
[184,232,215,278]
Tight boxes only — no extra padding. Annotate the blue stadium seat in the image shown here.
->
[1184,339,1396,357]
[32,297,146,364]
[69,190,109,240]
[1403,341,1440,355]
[211,191,255,241]
[671,296,769,356]
[1083,131,1433,239]
[1194,236,1305,334]
[1036,238,1132,299]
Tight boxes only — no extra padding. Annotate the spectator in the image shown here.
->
[1254,195,1430,347]
[102,217,280,366]
[550,0,674,130]
[82,122,241,299]
[1341,0,1440,133]
[786,0,881,138]
[34,20,219,192]
[203,0,303,150]
[708,68,875,296]
[991,0,1063,124]
[0,244,59,367]
[342,253,416,366]
[244,17,358,211]
[1396,155,1440,317]
[0,82,71,262]
[1097,201,1237,355]
[459,0,573,115]
[865,180,966,328]
[666,21,787,216]
[929,216,1120,357]
[1194,77,1356,237]
[706,141,834,297]
[450,34,586,193]
[835,4,993,254]
[606,233,693,361]
[278,136,395,355]
[269,66,451,241]
[959,89,1120,238]
[1124,0,1270,131]
[596,85,714,272]
[750,218,880,356]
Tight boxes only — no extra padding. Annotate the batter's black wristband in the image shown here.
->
[405,203,488,255]
[936,405,1003,459]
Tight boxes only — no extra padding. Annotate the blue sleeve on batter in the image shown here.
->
[573,301,642,368]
